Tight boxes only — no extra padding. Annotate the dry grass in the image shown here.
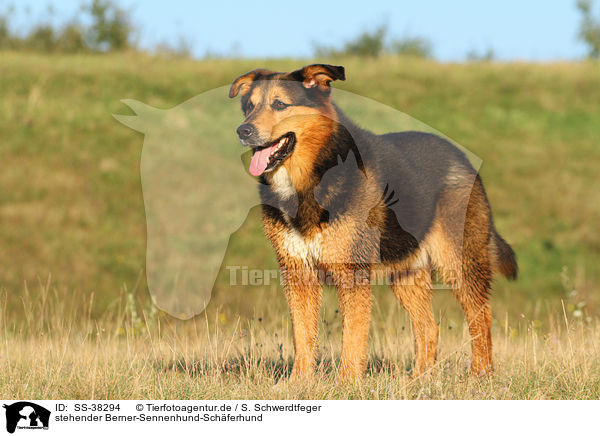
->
[2,280,599,400]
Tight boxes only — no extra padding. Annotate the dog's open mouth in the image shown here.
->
[249,132,296,176]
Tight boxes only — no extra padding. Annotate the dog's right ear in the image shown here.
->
[229,69,274,98]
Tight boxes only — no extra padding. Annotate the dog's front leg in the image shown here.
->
[335,271,373,382]
[281,266,323,382]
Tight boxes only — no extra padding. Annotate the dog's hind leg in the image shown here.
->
[451,265,493,376]
[443,177,494,376]
[391,269,438,376]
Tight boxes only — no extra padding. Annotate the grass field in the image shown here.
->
[1,52,600,399]
[2,282,600,399]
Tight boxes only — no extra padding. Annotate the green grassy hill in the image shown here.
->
[1,52,599,324]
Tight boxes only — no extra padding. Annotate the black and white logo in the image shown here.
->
[2,402,50,434]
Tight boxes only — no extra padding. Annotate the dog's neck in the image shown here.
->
[265,106,360,192]
[260,106,366,232]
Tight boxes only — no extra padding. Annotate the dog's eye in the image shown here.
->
[245,102,254,115]
[272,99,289,111]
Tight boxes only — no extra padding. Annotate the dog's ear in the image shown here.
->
[229,69,274,98]
[293,64,345,92]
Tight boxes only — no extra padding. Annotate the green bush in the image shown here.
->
[0,0,133,53]
[577,0,600,59]
[314,25,432,58]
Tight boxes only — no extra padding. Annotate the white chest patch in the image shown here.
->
[270,167,295,200]
[410,247,430,270]
[280,226,322,267]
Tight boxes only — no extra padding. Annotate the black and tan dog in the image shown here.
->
[230,64,517,381]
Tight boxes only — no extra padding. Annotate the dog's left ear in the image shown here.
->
[293,64,345,92]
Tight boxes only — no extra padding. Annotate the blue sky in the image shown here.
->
[7,0,588,60]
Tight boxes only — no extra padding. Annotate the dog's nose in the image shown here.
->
[236,123,256,141]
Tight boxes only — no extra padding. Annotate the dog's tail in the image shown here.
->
[489,229,518,280]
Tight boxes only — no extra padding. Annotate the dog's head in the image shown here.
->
[229,64,345,177]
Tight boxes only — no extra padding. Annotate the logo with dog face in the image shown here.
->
[2,402,50,433]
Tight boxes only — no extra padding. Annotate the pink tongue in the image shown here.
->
[249,144,275,176]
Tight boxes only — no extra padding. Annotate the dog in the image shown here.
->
[229,64,517,381]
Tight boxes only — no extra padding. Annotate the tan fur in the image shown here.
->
[280,112,336,193]
[390,270,437,375]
